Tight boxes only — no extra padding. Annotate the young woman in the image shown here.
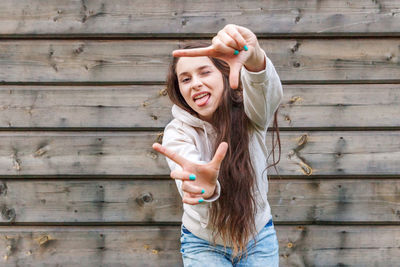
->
[152,24,283,266]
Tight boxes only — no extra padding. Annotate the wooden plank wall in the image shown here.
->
[0,0,399,266]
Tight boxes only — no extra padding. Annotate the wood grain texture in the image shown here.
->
[0,225,181,267]
[0,0,399,36]
[0,0,397,266]
[0,179,398,223]
[0,225,398,266]
[0,85,171,128]
[0,39,399,82]
[277,225,400,266]
[0,83,399,128]
[0,131,399,176]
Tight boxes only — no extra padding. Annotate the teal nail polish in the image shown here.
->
[244,45,248,51]
[234,50,239,55]
[199,198,204,203]
[201,189,205,194]
[189,174,196,180]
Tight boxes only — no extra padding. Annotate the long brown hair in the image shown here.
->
[166,41,281,259]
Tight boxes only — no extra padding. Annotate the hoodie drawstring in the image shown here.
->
[203,124,211,156]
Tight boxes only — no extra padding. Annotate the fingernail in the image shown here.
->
[198,198,204,203]
[244,45,248,51]
[201,189,205,194]
[189,174,196,180]
[234,50,239,55]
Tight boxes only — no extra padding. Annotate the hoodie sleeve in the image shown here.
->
[162,122,221,203]
[241,49,284,131]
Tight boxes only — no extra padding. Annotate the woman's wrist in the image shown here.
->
[244,44,266,72]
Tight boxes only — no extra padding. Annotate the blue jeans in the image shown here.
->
[180,219,279,267]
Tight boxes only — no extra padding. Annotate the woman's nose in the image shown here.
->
[191,75,203,89]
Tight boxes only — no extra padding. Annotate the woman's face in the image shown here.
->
[176,56,224,123]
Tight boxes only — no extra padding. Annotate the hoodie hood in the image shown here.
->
[171,104,216,155]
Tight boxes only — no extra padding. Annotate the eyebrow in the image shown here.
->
[178,65,212,78]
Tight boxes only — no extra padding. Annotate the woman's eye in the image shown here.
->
[180,71,209,83]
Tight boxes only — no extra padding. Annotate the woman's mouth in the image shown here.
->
[193,92,211,107]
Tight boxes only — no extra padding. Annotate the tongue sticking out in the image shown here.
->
[194,94,210,107]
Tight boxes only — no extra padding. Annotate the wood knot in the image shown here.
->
[1,206,16,222]
[159,88,168,96]
[385,53,393,61]
[293,62,301,68]
[34,145,50,157]
[284,115,291,123]
[288,96,302,104]
[297,134,308,146]
[0,182,8,196]
[300,162,313,175]
[155,132,164,144]
[136,192,154,206]
[291,42,300,53]
[36,235,52,246]
[287,148,313,176]
[12,154,21,171]
[147,152,158,160]
[181,18,188,26]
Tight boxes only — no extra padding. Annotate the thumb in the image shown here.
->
[229,62,242,89]
[211,142,228,167]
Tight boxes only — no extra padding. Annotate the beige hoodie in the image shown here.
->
[162,49,283,246]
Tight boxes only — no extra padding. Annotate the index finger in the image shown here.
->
[152,143,190,167]
[172,46,214,57]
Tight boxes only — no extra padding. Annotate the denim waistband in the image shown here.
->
[265,218,273,227]
[182,218,273,235]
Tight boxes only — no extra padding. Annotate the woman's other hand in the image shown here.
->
[172,24,266,89]
[152,142,228,205]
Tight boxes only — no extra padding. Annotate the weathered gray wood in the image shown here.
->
[277,225,400,266]
[0,83,399,128]
[0,179,398,223]
[0,225,181,267]
[279,84,400,128]
[0,1,396,267]
[0,225,398,266]
[0,0,399,36]
[0,39,400,82]
[0,85,172,128]
[270,179,400,223]
[0,131,399,176]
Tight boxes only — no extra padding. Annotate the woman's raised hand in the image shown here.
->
[152,142,228,205]
[172,24,265,89]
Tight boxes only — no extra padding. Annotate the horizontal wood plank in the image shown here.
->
[0,85,172,128]
[0,225,398,266]
[0,84,399,128]
[0,131,399,176]
[0,39,399,82]
[0,0,399,36]
[0,179,398,223]
[0,225,181,266]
